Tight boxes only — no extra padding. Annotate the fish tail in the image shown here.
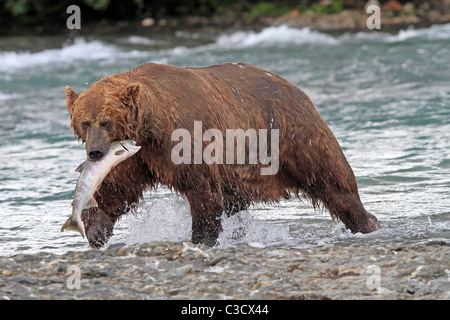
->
[61,217,86,239]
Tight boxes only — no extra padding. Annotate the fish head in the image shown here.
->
[109,140,142,160]
[119,140,142,156]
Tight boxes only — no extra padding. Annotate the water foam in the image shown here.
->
[2,24,448,75]
[126,35,159,46]
[212,23,450,50]
[218,211,292,248]
[215,25,338,48]
[0,91,21,100]
[0,37,120,72]
[386,23,450,42]
[123,196,192,244]
[338,23,450,44]
[115,194,292,248]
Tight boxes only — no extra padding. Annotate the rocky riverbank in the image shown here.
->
[2,1,450,37]
[131,1,450,34]
[1,241,448,300]
[264,1,450,33]
[51,1,450,38]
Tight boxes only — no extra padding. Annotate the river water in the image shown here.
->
[0,24,449,256]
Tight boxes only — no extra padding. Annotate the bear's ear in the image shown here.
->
[120,84,140,107]
[65,86,79,115]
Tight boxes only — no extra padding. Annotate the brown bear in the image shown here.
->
[65,62,380,248]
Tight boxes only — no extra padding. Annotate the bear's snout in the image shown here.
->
[85,126,110,161]
[88,147,104,161]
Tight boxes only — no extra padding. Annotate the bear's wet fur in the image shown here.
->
[66,62,380,248]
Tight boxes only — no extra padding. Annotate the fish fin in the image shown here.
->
[84,197,98,209]
[75,160,88,173]
[115,150,126,156]
[61,217,86,239]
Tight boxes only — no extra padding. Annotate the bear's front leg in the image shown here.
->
[185,189,224,246]
[81,180,135,248]
[81,207,114,248]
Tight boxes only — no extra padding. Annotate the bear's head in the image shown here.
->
[65,83,141,161]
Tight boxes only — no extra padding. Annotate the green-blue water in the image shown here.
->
[0,24,449,256]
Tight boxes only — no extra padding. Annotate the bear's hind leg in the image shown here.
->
[325,188,380,233]
[286,144,380,234]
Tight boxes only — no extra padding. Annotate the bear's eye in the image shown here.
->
[81,121,91,129]
[100,120,111,128]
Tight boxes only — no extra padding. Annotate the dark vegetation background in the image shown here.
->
[0,0,444,34]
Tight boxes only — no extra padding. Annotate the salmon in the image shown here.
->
[61,140,141,238]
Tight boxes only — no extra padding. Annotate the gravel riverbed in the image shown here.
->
[1,241,449,300]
